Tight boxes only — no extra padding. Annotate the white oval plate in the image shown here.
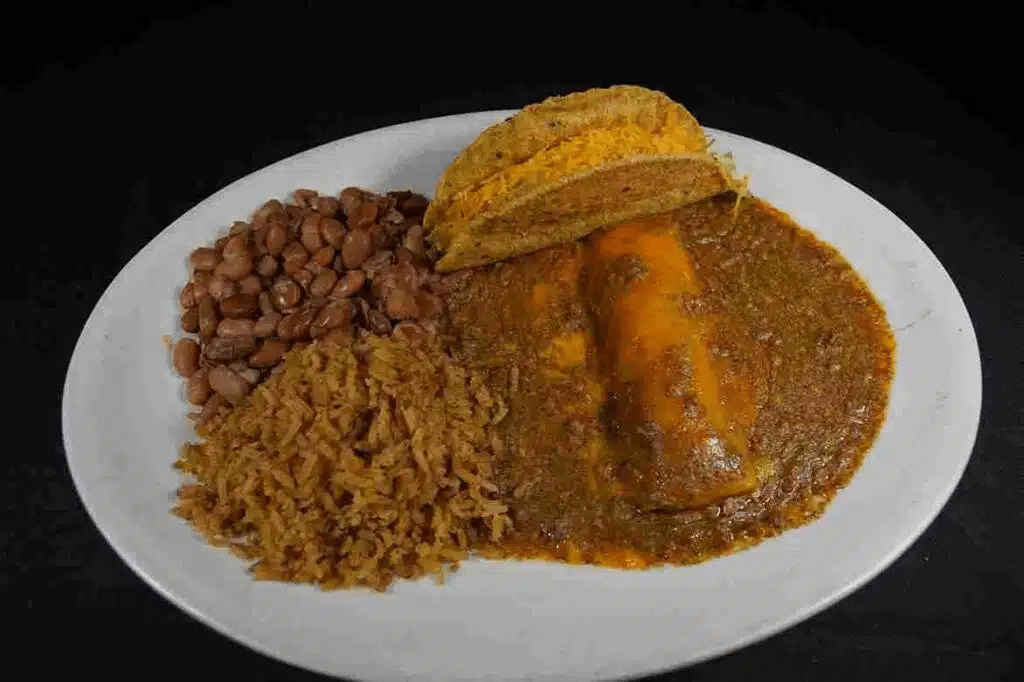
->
[62,112,981,682]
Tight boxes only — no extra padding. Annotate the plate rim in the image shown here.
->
[61,110,983,681]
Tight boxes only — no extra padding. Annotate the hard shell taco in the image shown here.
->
[424,85,742,271]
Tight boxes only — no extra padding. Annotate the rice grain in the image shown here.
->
[172,329,510,591]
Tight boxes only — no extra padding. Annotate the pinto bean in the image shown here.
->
[281,241,309,274]
[194,394,227,426]
[367,309,392,335]
[207,275,237,301]
[311,301,353,338]
[248,338,290,367]
[258,291,275,316]
[330,269,366,298]
[291,308,315,341]
[277,312,299,340]
[293,269,314,293]
[341,228,373,268]
[172,338,201,377]
[310,245,335,269]
[339,187,365,217]
[321,327,353,346]
[192,271,212,298]
[403,224,426,259]
[204,335,257,361]
[253,199,284,226]
[309,270,338,297]
[237,274,261,295]
[253,312,281,338]
[214,255,253,281]
[348,201,379,230]
[383,287,419,320]
[300,214,323,253]
[293,188,318,207]
[265,223,287,256]
[400,194,429,217]
[190,247,219,271]
[222,235,249,260]
[257,255,278,278]
[180,282,196,309]
[180,308,199,333]
[198,296,219,343]
[185,367,212,405]
[219,293,260,318]
[320,218,346,249]
[216,318,255,338]
[208,365,251,403]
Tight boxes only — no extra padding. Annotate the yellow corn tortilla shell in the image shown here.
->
[426,85,708,230]
[424,85,742,272]
[430,153,735,272]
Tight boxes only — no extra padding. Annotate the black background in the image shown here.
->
[4,1,1021,680]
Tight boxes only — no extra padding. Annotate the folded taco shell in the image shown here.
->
[425,85,739,271]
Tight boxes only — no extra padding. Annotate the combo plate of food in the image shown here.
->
[63,87,981,682]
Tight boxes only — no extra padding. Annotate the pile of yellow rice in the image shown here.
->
[173,329,511,591]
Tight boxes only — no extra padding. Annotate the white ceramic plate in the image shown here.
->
[62,112,981,682]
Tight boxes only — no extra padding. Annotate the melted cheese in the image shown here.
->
[588,215,758,506]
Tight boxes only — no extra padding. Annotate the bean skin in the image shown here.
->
[254,199,284,223]
[222,235,249,260]
[321,327,353,346]
[258,291,275,316]
[277,312,298,340]
[293,188,318,207]
[185,367,211,405]
[249,338,290,367]
[341,228,373,268]
[281,241,309,273]
[320,218,345,248]
[349,201,378,230]
[310,245,335,269]
[207,275,237,301]
[237,274,262,295]
[192,271,212,298]
[291,309,315,341]
[265,223,287,255]
[173,338,201,377]
[300,214,323,252]
[271,277,302,310]
[403,224,426,259]
[367,309,392,335]
[214,255,253,281]
[309,270,338,297]
[315,196,340,218]
[195,394,227,427]
[189,247,219,271]
[219,293,260,318]
[257,255,278,278]
[253,313,281,338]
[198,296,219,343]
[339,187,365,216]
[180,282,196,309]
[311,301,353,337]
[330,269,366,298]
[216,318,255,338]
[204,335,257,361]
[384,288,419,320]
[293,269,314,293]
[208,365,252,403]
[180,308,199,333]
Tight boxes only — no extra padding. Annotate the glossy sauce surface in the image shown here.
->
[444,195,895,567]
